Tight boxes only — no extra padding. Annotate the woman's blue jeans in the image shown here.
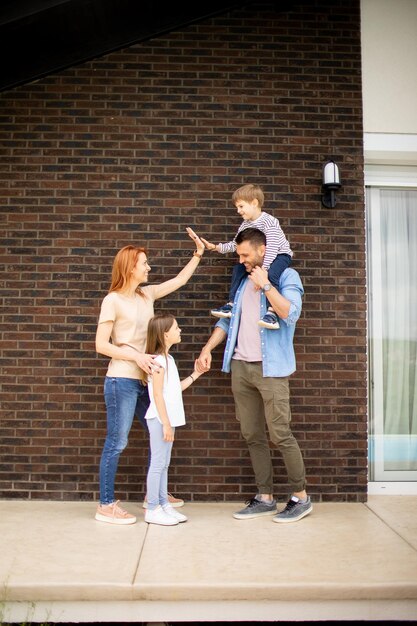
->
[99,376,150,505]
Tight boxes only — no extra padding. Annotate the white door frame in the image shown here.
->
[364,134,417,494]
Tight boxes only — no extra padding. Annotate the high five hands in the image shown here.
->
[186,227,205,256]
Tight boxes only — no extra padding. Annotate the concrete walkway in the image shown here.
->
[1,496,417,623]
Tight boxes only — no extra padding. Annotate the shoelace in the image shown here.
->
[245,497,263,508]
[110,500,129,517]
[283,498,298,512]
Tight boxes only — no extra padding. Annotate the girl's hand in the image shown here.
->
[186,227,205,256]
[163,424,174,442]
[201,237,217,252]
[192,359,204,379]
[196,349,211,372]
[134,353,160,375]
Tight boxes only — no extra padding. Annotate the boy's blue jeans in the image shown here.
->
[99,376,150,505]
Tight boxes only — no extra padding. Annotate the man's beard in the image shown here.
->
[245,253,263,272]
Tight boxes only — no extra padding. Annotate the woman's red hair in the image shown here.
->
[109,245,147,295]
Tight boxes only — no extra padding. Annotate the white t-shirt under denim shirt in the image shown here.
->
[216,268,304,378]
[233,280,262,362]
[145,354,186,427]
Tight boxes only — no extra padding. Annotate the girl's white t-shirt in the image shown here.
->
[145,354,186,427]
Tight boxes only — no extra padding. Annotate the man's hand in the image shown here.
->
[196,349,212,372]
[195,327,227,374]
[248,266,269,290]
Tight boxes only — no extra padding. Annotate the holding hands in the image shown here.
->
[181,358,206,392]
[196,350,211,374]
[191,358,205,381]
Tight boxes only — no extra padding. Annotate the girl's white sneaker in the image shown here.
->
[145,505,179,526]
[162,504,188,523]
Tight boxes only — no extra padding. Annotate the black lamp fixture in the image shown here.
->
[321,160,341,208]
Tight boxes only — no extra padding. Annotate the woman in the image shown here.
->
[95,227,204,524]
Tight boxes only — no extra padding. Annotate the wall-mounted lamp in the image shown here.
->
[322,160,341,208]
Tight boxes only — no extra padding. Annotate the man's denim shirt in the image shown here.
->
[215,268,304,378]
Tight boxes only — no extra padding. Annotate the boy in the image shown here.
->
[201,183,293,329]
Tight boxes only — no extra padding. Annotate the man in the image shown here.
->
[197,227,312,522]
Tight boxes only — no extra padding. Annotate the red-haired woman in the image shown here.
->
[95,228,204,525]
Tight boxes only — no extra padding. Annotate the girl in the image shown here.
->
[95,228,205,525]
[144,313,204,526]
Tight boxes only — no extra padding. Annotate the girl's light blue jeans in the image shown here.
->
[146,417,174,510]
[99,376,150,505]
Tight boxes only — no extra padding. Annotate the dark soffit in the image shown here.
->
[0,0,281,93]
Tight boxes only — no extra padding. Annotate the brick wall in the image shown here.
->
[0,0,366,502]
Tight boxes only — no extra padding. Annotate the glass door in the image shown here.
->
[366,187,417,482]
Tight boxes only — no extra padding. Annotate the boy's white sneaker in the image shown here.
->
[258,309,280,330]
[145,505,179,526]
[210,302,233,319]
[162,504,188,523]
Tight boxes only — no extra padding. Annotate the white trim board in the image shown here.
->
[365,163,417,186]
[364,132,417,166]
[368,482,417,495]
[3,599,417,623]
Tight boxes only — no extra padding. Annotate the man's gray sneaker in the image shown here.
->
[233,496,277,520]
[273,495,312,523]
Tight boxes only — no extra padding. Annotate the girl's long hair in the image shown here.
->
[144,313,176,383]
[108,245,147,296]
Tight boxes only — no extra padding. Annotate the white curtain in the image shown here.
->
[372,190,417,436]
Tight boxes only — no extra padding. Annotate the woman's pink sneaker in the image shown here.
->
[143,493,184,509]
[95,500,137,525]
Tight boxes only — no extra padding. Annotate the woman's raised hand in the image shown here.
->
[186,227,205,256]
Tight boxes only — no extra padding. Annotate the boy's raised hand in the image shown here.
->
[201,237,217,251]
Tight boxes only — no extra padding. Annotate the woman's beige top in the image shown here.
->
[98,285,158,379]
